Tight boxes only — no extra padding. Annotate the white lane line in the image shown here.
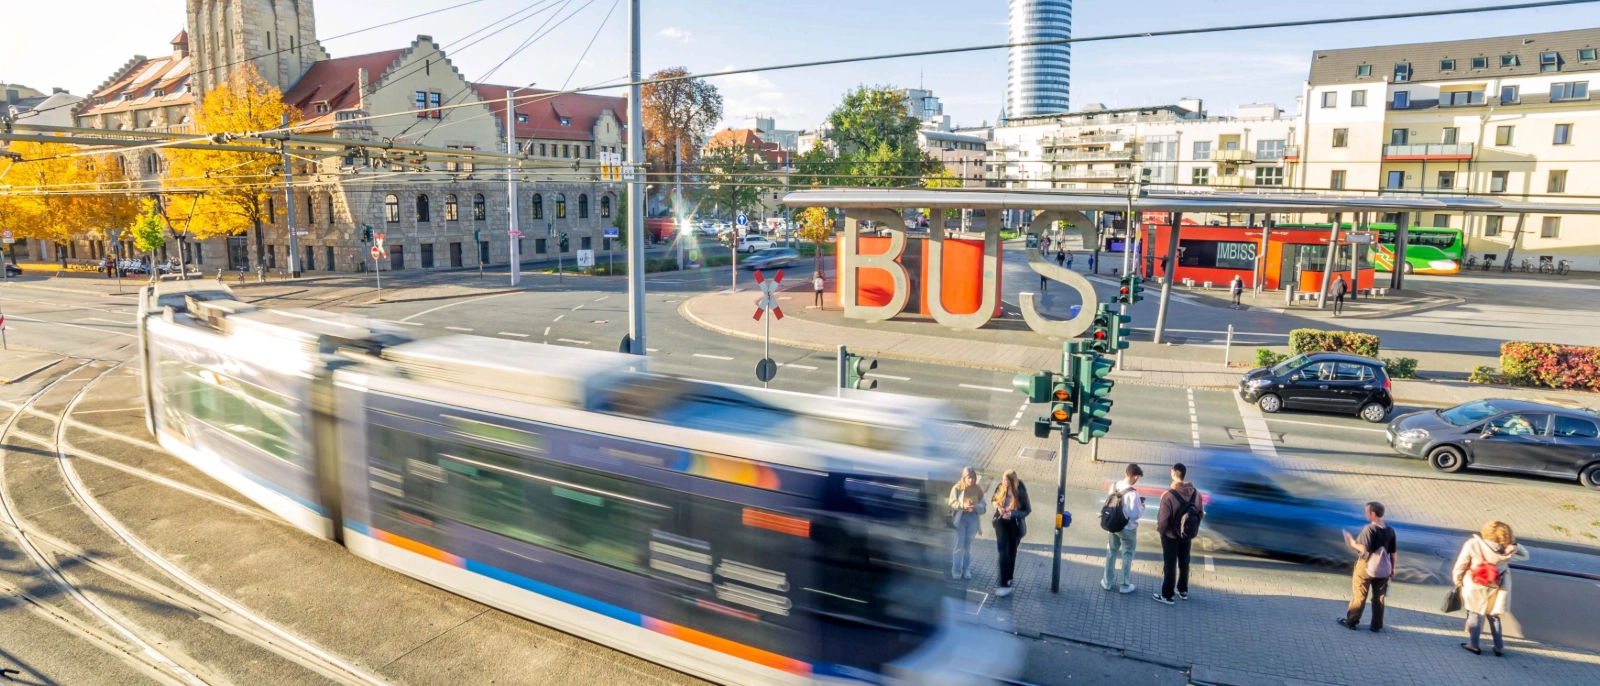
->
[399,291,519,322]
[1010,401,1029,429]
[445,326,474,332]
[1186,388,1201,448]
[647,348,659,352]
[1233,390,1280,457]
[557,338,591,345]
[76,317,132,325]
[554,314,565,322]
[594,296,609,302]
[10,315,138,338]
[1263,418,1388,433]
[960,383,1016,393]
[867,373,910,381]
[543,327,551,336]
[1205,555,1216,572]
[693,353,735,361]
[572,304,585,311]
[378,319,424,327]
[777,363,817,370]
[499,332,529,338]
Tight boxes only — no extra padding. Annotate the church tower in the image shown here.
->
[186,0,328,96]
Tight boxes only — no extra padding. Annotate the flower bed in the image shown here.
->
[1500,342,1600,392]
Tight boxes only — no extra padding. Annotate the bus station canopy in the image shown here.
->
[782,188,1600,216]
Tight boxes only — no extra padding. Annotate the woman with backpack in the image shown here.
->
[991,470,1031,597]
[948,468,986,580]
[1453,521,1529,656]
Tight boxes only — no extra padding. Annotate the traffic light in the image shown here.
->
[1072,352,1116,444]
[1012,370,1054,404]
[1119,273,1145,304]
[1100,303,1131,352]
[1047,375,1074,432]
[361,225,373,243]
[1087,307,1113,354]
[1138,167,1152,198]
[844,352,877,390]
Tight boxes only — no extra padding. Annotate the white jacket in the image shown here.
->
[1110,479,1145,530]
[1453,535,1529,616]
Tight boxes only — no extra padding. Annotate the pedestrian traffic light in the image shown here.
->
[361,225,373,243]
[1119,274,1145,304]
[1012,370,1054,404]
[844,352,877,390]
[1072,352,1116,444]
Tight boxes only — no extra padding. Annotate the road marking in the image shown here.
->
[69,406,145,415]
[777,363,816,370]
[1233,390,1280,457]
[572,304,585,311]
[694,353,735,361]
[647,348,659,352]
[399,291,519,322]
[594,296,609,302]
[1205,555,1216,572]
[959,383,1015,393]
[557,338,591,345]
[543,327,551,336]
[378,319,424,326]
[1263,418,1387,433]
[1187,388,1201,448]
[445,326,474,332]
[9,315,138,338]
[868,373,910,381]
[553,314,564,322]
[1011,401,1029,429]
[76,317,131,325]
[499,332,529,338]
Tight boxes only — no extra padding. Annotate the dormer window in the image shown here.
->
[153,88,165,97]
[516,113,528,124]
[560,116,571,127]
[94,97,106,106]
[313,101,330,114]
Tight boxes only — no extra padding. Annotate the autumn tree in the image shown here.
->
[0,141,138,264]
[794,204,835,274]
[163,63,297,267]
[641,67,723,195]
[922,168,962,220]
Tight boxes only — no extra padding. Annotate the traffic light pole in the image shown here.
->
[625,0,647,355]
[836,344,846,398]
[1051,415,1069,593]
[1153,212,1183,345]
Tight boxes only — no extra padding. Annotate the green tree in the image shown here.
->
[611,191,629,247]
[699,144,773,236]
[131,198,167,267]
[795,85,941,188]
[922,168,962,220]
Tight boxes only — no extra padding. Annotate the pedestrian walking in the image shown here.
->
[1041,235,1051,253]
[1153,463,1203,605]
[991,469,1031,597]
[1101,464,1145,594]
[1055,249,1065,267]
[812,271,825,308]
[1040,272,1048,291]
[1088,254,1096,272]
[1065,250,1074,271]
[1230,275,1244,309]
[1453,521,1529,656]
[1332,277,1348,316]
[1339,501,1397,632]
[948,468,986,580]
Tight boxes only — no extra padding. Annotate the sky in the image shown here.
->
[7,0,1600,132]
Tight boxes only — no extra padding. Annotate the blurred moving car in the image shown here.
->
[741,248,799,271]
[4,264,21,277]
[1239,352,1393,422]
[1387,399,1600,489]
[736,235,774,253]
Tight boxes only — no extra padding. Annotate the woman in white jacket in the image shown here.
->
[947,468,986,580]
[1452,520,1530,656]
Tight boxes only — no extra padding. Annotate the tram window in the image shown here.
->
[162,360,304,467]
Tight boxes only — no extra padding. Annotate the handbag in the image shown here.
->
[1441,585,1463,614]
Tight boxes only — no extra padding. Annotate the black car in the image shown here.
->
[3,264,19,277]
[1387,399,1600,489]
[740,247,799,271]
[1239,352,1393,422]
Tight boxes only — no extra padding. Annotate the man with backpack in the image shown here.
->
[1339,501,1397,632]
[1101,464,1145,594]
[1154,463,1203,605]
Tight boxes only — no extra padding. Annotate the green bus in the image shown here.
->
[1278,223,1464,275]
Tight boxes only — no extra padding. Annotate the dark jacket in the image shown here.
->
[1156,481,1204,539]
[992,482,1032,523]
[1334,279,1348,297]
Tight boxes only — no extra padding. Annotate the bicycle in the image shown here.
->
[1539,261,1555,274]
[1557,259,1572,275]
[1519,258,1533,273]
[1464,255,1479,269]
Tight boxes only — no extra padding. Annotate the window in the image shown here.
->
[1471,56,1488,69]
[1390,128,1409,145]
[1548,170,1568,194]
[1332,128,1349,148]
[1437,59,1456,72]
[1176,240,1258,269]
[1582,48,1598,61]
[1541,216,1561,238]
[445,194,459,221]
[601,196,612,218]
[1438,171,1455,189]
[1500,54,1519,67]
[1432,214,1451,228]
[1441,90,1484,106]
[1256,140,1285,160]
[578,194,589,219]
[1191,168,1210,186]
[1490,170,1509,193]
[1554,415,1599,438]
[1192,141,1211,160]
[581,237,592,251]
[1330,170,1347,190]
[1554,123,1573,145]
[1496,126,1514,146]
[539,143,547,156]
[1488,413,1548,436]
[473,194,486,221]
[1500,85,1520,103]
[1351,90,1367,107]
[159,360,304,467]
[1442,127,1459,145]
[1321,91,1337,108]
[416,195,430,222]
[1392,91,1410,109]
[1541,51,1560,72]
[1254,166,1284,186]
[305,194,315,224]
[267,196,275,219]
[1393,63,1411,82]
[1550,81,1589,101]
[1386,170,1405,189]
[327,194,334,221]
[1485,215,1503,237]
[421,244,434,269]
[429,92,442,119]
[559,117,571,127]
[384,194,399,223]
[535,238,547,254]
[1335,362,1374,382]
[562,144,571,158]
[531,194,544,219]
[516,113,529,124]
[555,193,567,219]
[415,91,428,118]
[1356,64,1372,77]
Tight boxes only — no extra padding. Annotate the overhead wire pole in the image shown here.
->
[279,114,301,278]
[507,89,522,287]
[1118,174,1134,370]
[625,0,646,355]
[1152,212,1183,345]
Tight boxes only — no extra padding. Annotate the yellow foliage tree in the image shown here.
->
[795,204,835,274]
[164,63,297,256]
[0,141,138,264]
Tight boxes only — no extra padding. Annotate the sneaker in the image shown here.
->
[1152,593,1174,605]
[996,586,1012,597]
[963,570,972,580]
[1119,583,1137,594]
[952,570,961,580]
[1337,618,1359,631]
[1461,643,1481,655]
[1100,580,1112,591]
[1177,591,1189,601]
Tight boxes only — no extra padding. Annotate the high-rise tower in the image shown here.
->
[1006,0,1071,118]
[186,0,328,96]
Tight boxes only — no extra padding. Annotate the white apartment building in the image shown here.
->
[1297,28,1600,271]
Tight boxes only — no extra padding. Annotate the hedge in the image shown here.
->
[1288,328,1381,358]
[1501,342,1600,391]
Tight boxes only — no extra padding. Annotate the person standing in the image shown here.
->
[1230,275,1244,309]
[1332,276,1348,316]
[1453,521,1529,656]
[812,271,825,309]
[1041,235,1051,253]
[991,470,1031,597]
[1339,502,1397,632]
[1065,250,1074,271]
[1088,254,1096,272]
[948,468,986,580]
[1055,248,1066,268]
[1102,464,1145,594]
[1154,463,1203,605]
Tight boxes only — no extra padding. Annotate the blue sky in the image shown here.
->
[8,0,1600,130]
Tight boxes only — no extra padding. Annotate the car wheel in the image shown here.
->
[1580,462,1600,490]
[1428,445,1466,473]
[1401,262,1414,274]
[1359,402,1388,423]
[1257,394,1283,413]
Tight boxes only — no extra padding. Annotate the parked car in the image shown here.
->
[1387,399,1600,488]
[735,235,774,253]
[3,264,20,277]
[741,248,799,271]
[1238,352,1393,422]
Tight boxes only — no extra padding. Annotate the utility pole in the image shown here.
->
[1317,212,1341,309]
[506,90,521,287]
[280,113,301,278]
[625,0,647,355]
[1152,212,1183,344]
[1118,174,1134,369]
[676,137,684,270]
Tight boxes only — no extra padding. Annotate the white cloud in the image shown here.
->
[711,65,805,129]
[659,27,692,43]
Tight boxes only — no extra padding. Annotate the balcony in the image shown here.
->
[1283,145,1301,160]
[1043,133,1131,148]
[1382,143,1474,160]
[1213,149,1254,162]
[1044,149,1135,162]
[1052,169,1130,181]
[1211,175,1254,187]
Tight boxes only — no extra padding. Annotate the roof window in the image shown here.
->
[516,113,528,124]
[1471,56,1488,69]
[1356,64,1371,77]
[560,116,572,127]
[1440,59,1456,71]
[1393,63,1411,82]
[1581,48,1598,61]
[1541,51,1560,72]
[1500,54,1519,67]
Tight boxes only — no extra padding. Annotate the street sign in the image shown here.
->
[755,358,777,383]
[752,270,784,320]
[375,232,385,243]
[736,213,749,227]
[370,246,382,259]
[1,230,12,245]
[0,315,7,330]
[604,227,619,238]
[622,162,635,181]
[576,249,595,267]
[1347,233,1374,244]
[294,228,309,236]
[508,229,522,238]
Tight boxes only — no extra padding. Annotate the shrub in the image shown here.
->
[1256,348,1288,368]
[1381,357,1418,379]
[1288,328,1381,358]
[1468,365,1503,385]
[1500,341,1600,391]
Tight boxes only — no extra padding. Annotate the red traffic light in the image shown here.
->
[1120,287,1130,295]
[1094,330,1107,340]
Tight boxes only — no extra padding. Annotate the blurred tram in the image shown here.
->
[137,282,1020,685]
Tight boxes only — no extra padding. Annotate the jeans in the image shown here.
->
[1334,294,1345,315]
[1159,536,1192,599]
[1231,292,1242,306]
[994,518,1023,588]
[1467,612,1503,652]
[814,290,823,307]
[1346,563,1388,629]
[952,515,979,576]
[1104,527,1138,588]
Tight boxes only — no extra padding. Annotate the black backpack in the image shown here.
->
[1099,488,1132,533]
[1176,490,1203,539]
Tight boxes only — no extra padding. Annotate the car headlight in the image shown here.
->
[1248,378,1272,387]
[1398,429,1428,440]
